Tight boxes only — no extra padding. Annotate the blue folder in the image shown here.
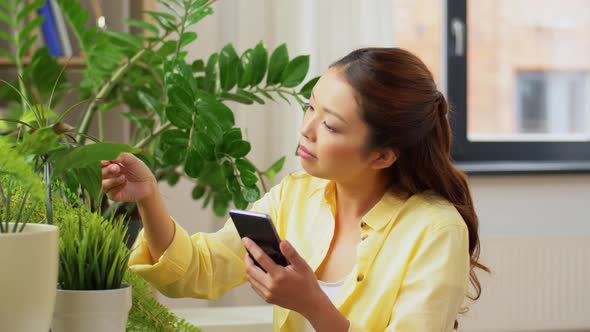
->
[38,0,63,56]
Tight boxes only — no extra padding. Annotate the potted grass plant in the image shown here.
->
[0,138,59,332]
[51,206,132,332]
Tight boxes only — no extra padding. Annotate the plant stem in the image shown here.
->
[172,2,190,64]
[245,157,268,193]
[98,108,104,141]
[44,161,53,224]
[134,122,172,149]
[76,49,147,143]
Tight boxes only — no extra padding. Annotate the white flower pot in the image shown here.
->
[0,223,59,332]
[51,284,132,332]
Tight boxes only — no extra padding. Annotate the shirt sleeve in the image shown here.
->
[128,176,286,300]
[377,223,470,332]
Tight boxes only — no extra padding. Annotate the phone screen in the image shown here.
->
[229,209,289,270]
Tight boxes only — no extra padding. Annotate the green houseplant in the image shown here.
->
[52,207,133,332]
[1,1,316,330]
[0,138,59,332]
[0,0,318,225]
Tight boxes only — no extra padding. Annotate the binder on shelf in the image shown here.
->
[38,0,63,56]
[49,0,72,57]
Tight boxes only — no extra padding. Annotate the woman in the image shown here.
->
[102,47,488,331]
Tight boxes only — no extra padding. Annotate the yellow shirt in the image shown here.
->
[129,172,470,331]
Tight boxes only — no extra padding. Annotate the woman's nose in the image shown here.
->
[299,111,316,141]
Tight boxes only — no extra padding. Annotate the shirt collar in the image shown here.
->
[320,180,405,231]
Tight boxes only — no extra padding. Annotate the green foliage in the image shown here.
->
[58,207,130,290]
[124,271,201,332]
[0,0,319,218]
[0,138,45,233]
[0,0,44,64]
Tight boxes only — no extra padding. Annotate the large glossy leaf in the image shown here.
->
[235,158,256,174]
[166,88,195,129]
[184,148,204,178]
[185,7,213,27]
[175,60,199,94]
[198,162,226,188]
[299,76,320,99]
[180,31,197,47]
[280,55,310,88]
[220,91,253,105]
[240,170,257,186]
[266,44,288,86]
[238,49,253,88]
[103,30,143,50]
[137,91,164,120]
[219,43,240,91]
[124,18,159,35]
[192,131,215,161]
[262,156,285,182]
[192,59,205,72]
[237,89,264,105]
[189,0,209,11]
[195,91,235,130]
[52,143,140,177]
[145,10,176,31]
[212,192,230,217]
[165,105,192,130]
[75,165,102,204]
[250,42,268,86]
[220,128,242,152]
[192,184,206,200]
[203,53,218,93]
[161,129,189,147]
[227,140,251,158]
[162,145,185,165]
[196,110,224,144]
[241,186,260,202]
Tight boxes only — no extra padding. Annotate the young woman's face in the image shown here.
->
[299,67,380,182]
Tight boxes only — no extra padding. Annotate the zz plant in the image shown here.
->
[0,0,318,220]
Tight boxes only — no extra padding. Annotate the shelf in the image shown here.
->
[0,56,85,67]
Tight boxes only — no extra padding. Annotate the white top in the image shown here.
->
[298,276,348,332]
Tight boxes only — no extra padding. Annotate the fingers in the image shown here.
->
[115,152,136,166]
[245,254,271,301]
[102,174,126,193]
[279,240,309,272]
[243,237,280,275]
[101,163,121,179]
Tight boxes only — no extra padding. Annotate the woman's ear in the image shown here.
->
[370,148,397,170]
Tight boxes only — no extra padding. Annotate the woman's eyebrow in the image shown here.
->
[311,91,349,124]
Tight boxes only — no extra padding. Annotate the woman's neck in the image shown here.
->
[334,172,389,222]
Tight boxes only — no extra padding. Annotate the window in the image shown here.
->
[445,0,590,173]
[516,71,590,137]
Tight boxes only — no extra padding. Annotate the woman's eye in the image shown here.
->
[304,102,314,112]
[323,121,336,132]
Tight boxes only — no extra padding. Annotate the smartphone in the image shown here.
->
[229,209,289,271]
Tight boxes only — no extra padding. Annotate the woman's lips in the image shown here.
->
[297,145,317,160]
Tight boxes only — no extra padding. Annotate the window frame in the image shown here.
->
[445,0,590,174]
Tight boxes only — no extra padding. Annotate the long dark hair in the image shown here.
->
[332,48,489,328]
